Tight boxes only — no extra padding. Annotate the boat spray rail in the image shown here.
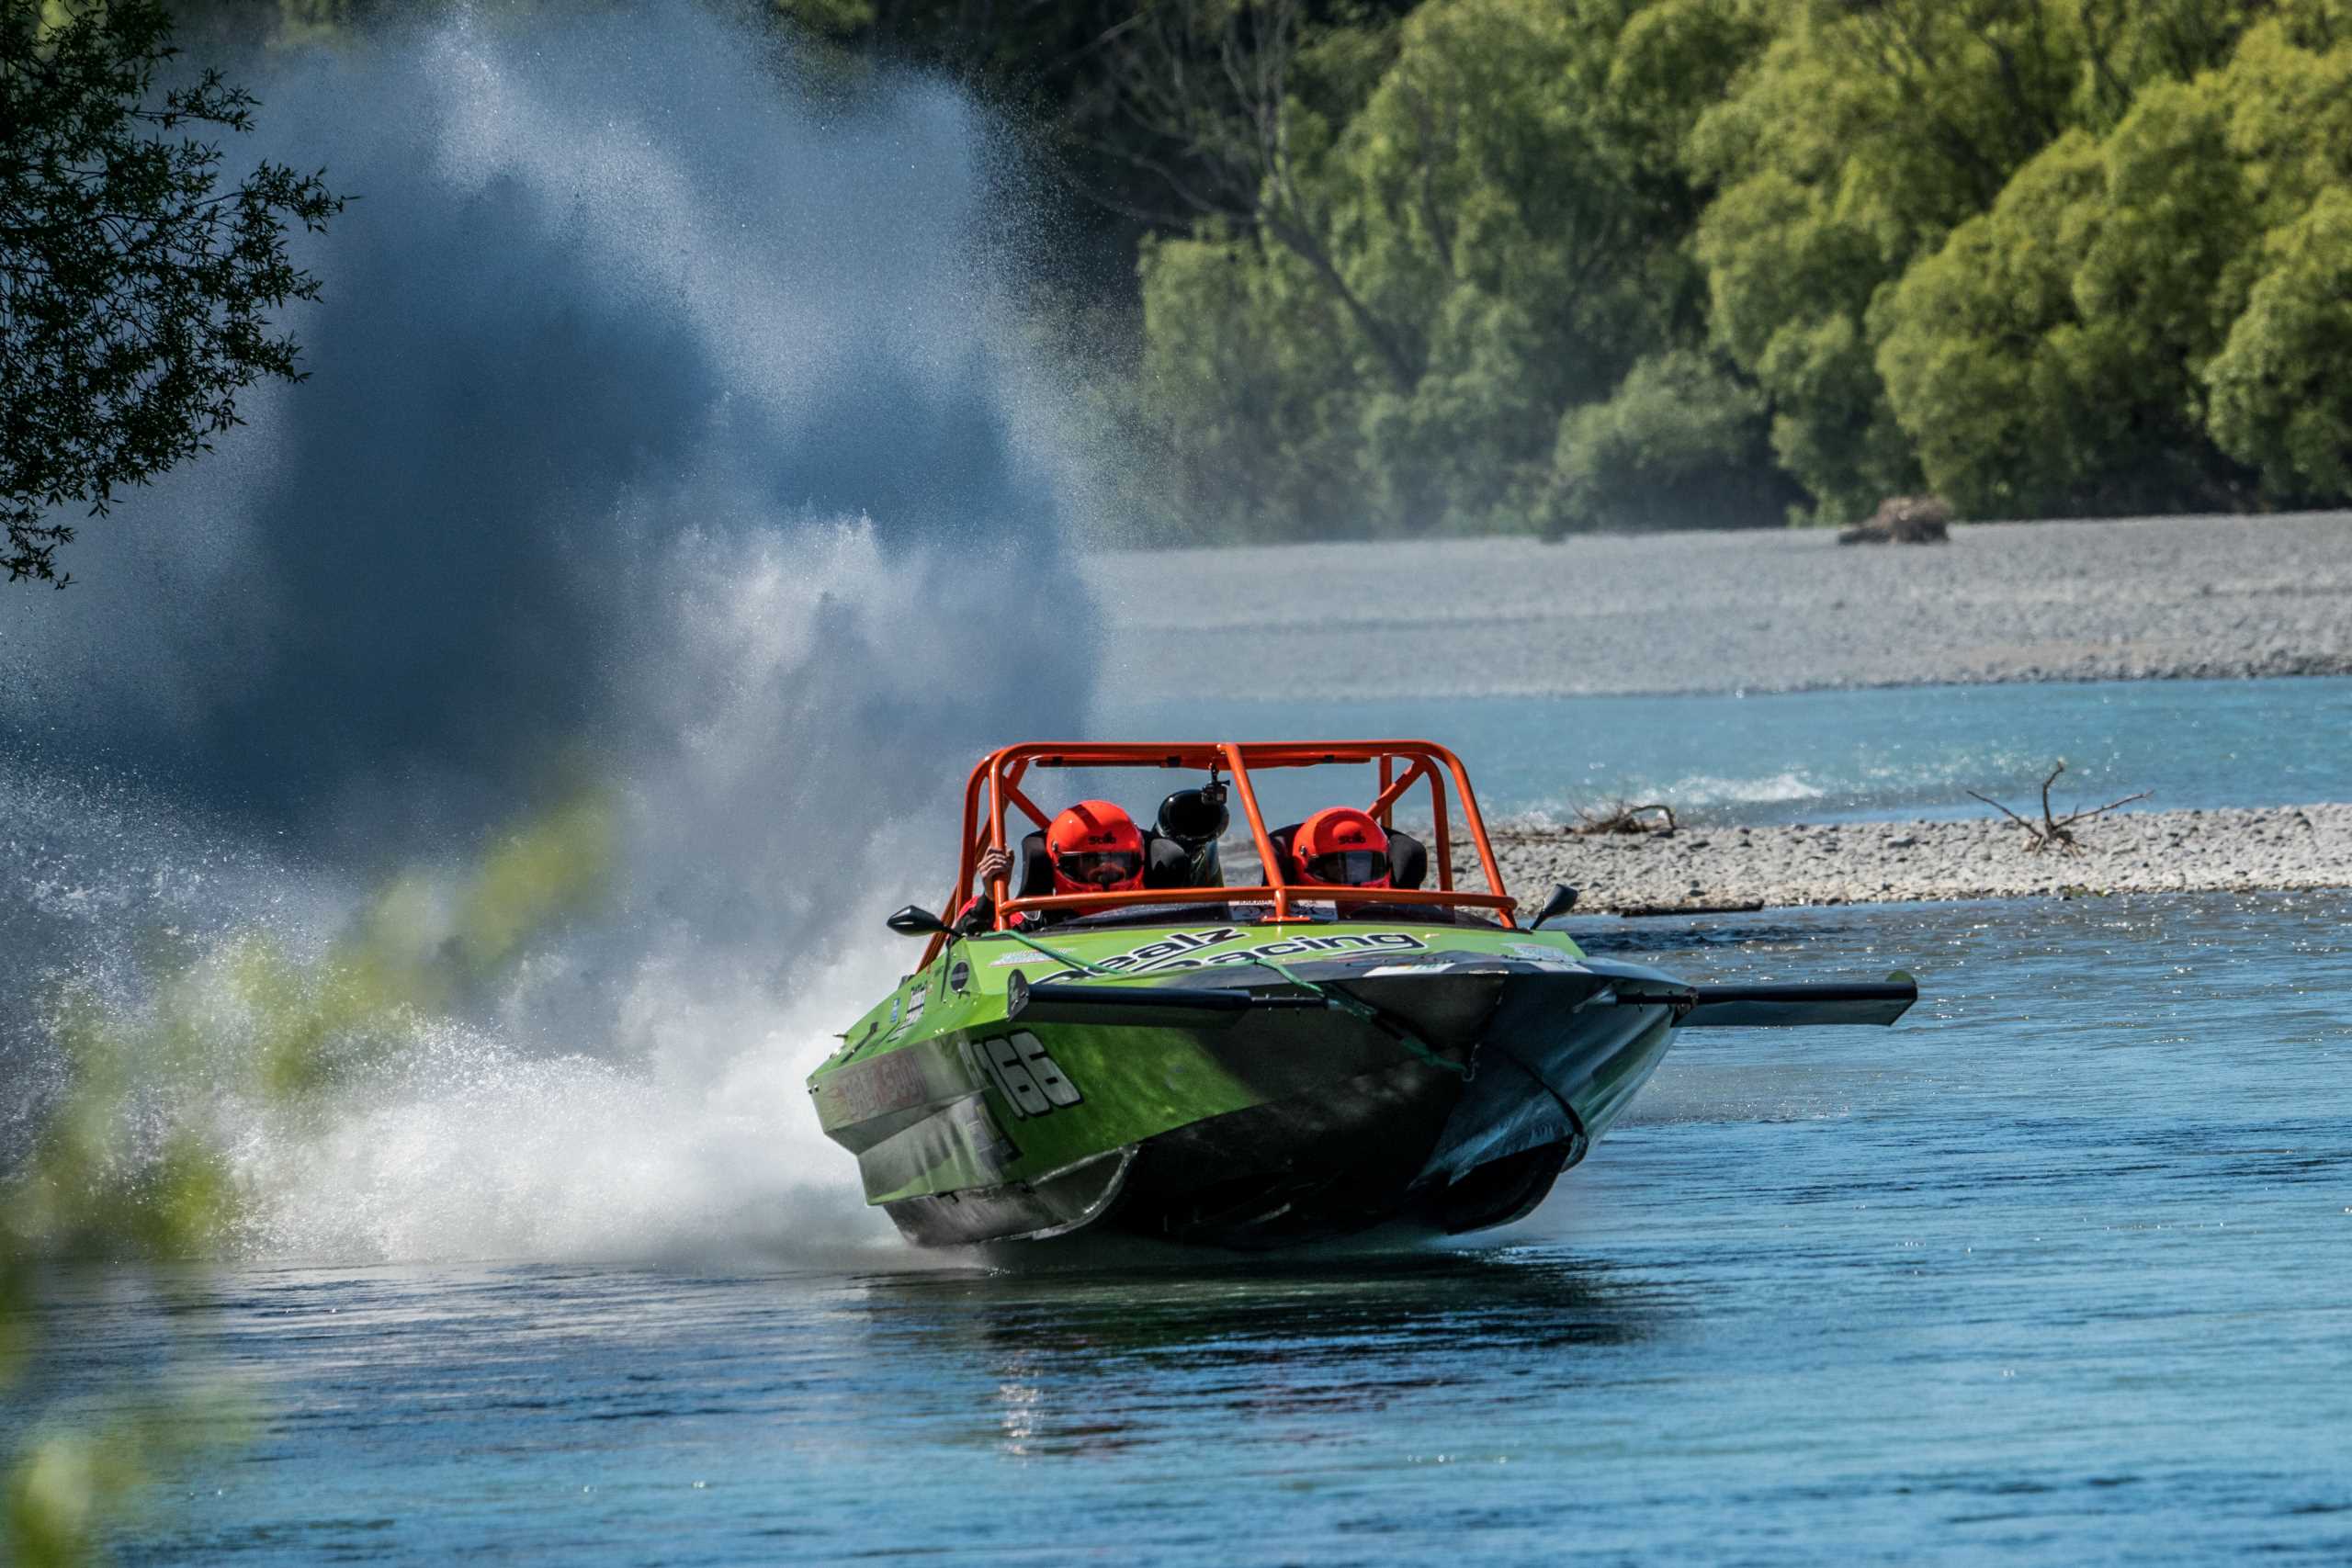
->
[926,739,1520,964]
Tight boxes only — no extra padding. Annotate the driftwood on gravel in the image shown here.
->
[1572,801,1677,836]
[1838,495,1951,545]
[1966,761,2150,855]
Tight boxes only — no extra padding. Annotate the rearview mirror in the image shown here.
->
[1528,883,1579,931]
[887,905,950,937]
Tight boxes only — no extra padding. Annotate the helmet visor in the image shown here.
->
[1057,849,1142,887]
[1303,850,1389,886]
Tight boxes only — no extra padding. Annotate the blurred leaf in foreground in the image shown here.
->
[2,788,616,1563]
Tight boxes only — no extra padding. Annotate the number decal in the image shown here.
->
[983,1037,1052,1116]
[976,1033,1083,1117]
[1013,1032,1082,1108]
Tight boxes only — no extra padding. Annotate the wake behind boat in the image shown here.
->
[809,741,1916,1248]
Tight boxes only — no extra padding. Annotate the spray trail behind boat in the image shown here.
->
[0,4,1106,1264]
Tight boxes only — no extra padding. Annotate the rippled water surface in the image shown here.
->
[1099,676,2352,823]
[17,892,2351,1564]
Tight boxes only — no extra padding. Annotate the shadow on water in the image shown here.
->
[1565,917,1883,955]
[831,1246,1671,1458]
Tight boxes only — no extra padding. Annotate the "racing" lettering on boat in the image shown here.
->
[1191,931,1427,965]
[1043,927,1431,979]
[1081,927,1244,973]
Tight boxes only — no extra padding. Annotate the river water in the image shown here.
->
[6,6,2346,1558]
[1101,675,2352,825]
[20,888,2348,1564]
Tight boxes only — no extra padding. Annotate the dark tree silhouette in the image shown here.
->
[2,0,341,588]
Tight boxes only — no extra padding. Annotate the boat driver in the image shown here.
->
[956,799,1147,932]
[1290,806,1394,889]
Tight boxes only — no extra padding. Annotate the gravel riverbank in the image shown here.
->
[1100,513,2352,908]
[1478,803,2352,913]
[1091,512,2352,698]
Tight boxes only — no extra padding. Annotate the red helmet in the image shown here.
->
[1294,807,1392,888]
[1046,800,1145,894]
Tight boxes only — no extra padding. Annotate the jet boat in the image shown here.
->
[809,741,1915,1248]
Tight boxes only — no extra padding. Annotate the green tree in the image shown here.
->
[1867,9,2352,516]
[2206,187,2352,497]
[1690,0,2258,521]
[1872,82,2258,515]
[1540,346,1784,533]
[1333,0,1753,526]
[768,0,2352,538]
[1,0,341,588]
[1136,0,1764,537]
[2189,13,2352,496]
[1136,220,1368,538]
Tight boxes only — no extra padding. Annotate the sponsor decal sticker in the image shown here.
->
[823,1047,933,1124]
[1498,943,1588,972]
[1218,931,1427,964]
[1091,926,1245,973]
[1035,928,1430,980]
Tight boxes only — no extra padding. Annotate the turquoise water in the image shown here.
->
[19,890,2352,1564]
[1098,676,2352,824]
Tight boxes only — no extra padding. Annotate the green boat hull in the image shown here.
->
[810,917,1685,1248]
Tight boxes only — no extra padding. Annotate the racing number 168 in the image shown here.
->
[979,1032,1082,1117]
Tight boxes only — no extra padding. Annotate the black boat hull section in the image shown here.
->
[881,961,1683,1249]
[1679,979,1917,1029]
[871,959,1915,1248]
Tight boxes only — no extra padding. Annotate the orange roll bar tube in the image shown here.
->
[1219,739,1295,920]
[930,741,1519,949]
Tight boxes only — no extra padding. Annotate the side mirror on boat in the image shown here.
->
[887,904,951,938]
[1528,883,1579,931]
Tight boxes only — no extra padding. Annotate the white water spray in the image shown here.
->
[0,6,1104,1264]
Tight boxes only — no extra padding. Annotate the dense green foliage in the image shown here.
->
[0,0,341,588]
[784,0,2352,539]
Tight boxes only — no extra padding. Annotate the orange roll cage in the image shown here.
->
[930,740,1517,964]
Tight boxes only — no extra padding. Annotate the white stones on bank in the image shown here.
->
[1091,513,2352,700]
[1484,804,2352,912]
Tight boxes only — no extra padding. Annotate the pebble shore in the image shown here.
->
[1478,804,2352,913]
[1105,513,2352,908]
[1094,512,2352,697]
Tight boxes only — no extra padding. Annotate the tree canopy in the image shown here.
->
[1,0,340,587]
[44,0,2352,547]
[851,0,2352,540]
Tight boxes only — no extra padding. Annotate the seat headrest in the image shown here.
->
[1144,833,1193,889]
[1267,823,1302,884]
[1386,829,1428,890]
[1016,829,1055,898]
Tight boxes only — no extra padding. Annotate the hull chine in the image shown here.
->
[884,1146,1136,1247]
